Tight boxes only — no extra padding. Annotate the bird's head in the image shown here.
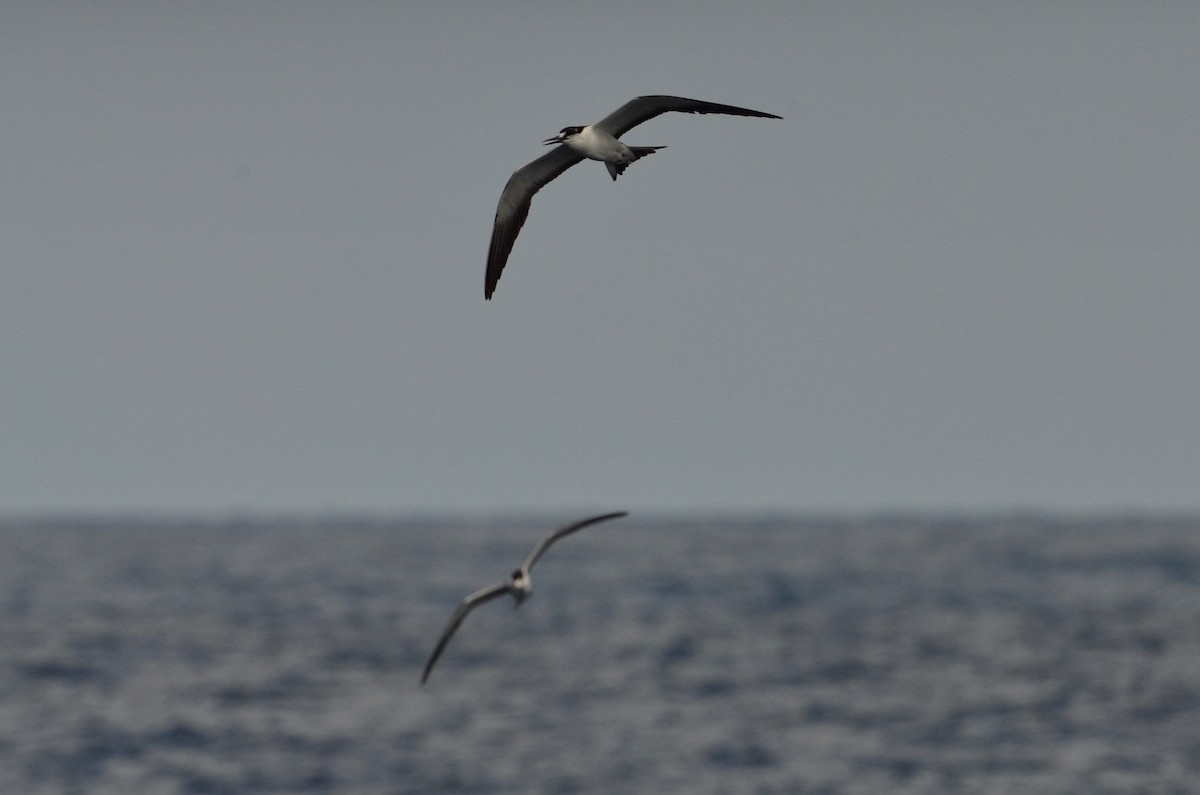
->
[510,569,532,607]
[543,125,584,146]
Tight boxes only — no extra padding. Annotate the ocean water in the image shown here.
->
[1,515,1198,794]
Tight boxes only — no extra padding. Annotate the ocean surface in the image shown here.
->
[1,514,1198,794]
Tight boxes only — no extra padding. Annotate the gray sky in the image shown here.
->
[3,3,1198,516]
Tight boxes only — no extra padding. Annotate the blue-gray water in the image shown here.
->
[2,515,1198,794]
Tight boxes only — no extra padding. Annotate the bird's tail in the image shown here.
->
[630,146,666,158]
[606,146,666,181]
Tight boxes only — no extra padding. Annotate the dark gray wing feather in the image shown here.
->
[485,145,584,299]
[421,582,512,684]
[522,511,629,573]
[593,95,781,139]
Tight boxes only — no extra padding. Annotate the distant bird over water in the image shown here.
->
[421,511,628,684]
[485,95,782,299]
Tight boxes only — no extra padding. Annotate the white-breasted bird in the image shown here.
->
[421,511,628,684]
[484,95,781,299]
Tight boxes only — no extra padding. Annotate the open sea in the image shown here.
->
[1,514,1198,794]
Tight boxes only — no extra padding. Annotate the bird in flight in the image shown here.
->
[421,511,628,684]
[484,95,782,299]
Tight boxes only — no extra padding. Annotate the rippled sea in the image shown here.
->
[2,515,1198,793]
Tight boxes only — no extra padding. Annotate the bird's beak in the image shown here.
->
[542,136,563,146]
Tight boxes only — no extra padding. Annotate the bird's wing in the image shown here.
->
[485,145,584,300]
[522,511,629,573]
[592,96,782,139]
[421,582,512,684]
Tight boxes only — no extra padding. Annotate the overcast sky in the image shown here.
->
[3,3,1198,517]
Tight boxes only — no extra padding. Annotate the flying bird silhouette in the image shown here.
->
[485,95,782,299]
[421,511,628,684]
